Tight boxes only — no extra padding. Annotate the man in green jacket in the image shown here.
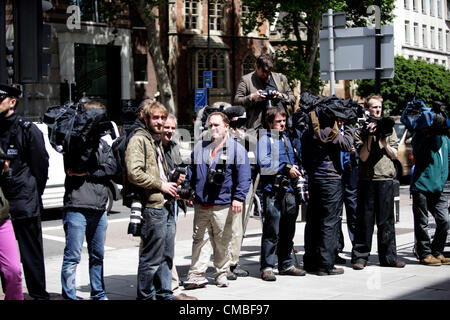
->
[411,122,450,266]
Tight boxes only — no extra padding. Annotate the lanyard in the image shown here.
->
[209,139,226,169]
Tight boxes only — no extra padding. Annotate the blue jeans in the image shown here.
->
[412,191,449,259]
[137,206,174,300]
[61,211,108,300]
[260,192,298,272]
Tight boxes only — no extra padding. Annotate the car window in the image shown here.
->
[394,124,405,142]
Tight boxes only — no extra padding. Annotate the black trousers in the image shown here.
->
[12,216,49,300]
[351,180,398,265]
[303,179,343,273]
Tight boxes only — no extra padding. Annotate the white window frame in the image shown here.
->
[208,0,224,32]
[413,23,419,45]
[430,26,436,48]
[184,0,201,31]
[405,20,411,44]
[438,28,443,50]
[422,24,427,47]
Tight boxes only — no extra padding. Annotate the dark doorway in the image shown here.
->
[74,43,122,122]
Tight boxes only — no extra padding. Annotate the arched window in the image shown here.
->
[197,49,226,89]
[242,54,256,76]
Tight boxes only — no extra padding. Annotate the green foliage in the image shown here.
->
[356,56,450,115]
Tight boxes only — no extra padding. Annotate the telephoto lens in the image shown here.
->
[127,200,143,236]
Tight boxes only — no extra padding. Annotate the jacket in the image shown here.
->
[125,128,169,209]
[234,71,296,129]
[411,134,449,194]
[187,137,251,206]
[63,138,116,213]
[0,113,49,220]
[257,130,299,193]
[301,123,354,180]
[354,128,398,181]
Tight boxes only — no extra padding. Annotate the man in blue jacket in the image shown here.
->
[257,106,306,281]
[183,112,251,289]
[410,120,450,266]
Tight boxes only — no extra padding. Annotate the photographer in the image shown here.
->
[0,83,50,300]
[351,95,405,270]
[301,110,354,276]
[409,113,450,266]
[234,53,296,130]
[183,112,251,289]
[257,106,306,281]
[61,101,117,300]
[125,101,180,300]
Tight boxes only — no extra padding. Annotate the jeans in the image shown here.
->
[303,179,342,272]
[351,180,398,265]
[61,211,108,300]
[261,192,298,272]
[137,206,173,300]
[412,191,449,259]
[154,202,176,300]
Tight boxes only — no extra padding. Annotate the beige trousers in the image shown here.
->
[188,205,233,278]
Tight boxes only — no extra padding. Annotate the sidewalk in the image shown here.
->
[35,191,450,301]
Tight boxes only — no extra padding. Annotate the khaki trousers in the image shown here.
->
[188,205,233,278]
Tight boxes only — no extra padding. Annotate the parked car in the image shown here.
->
[392,117,414,181]
[36,122,122,213]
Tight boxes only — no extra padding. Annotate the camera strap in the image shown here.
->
[208,139,226,169]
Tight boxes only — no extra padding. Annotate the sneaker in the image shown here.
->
[226,270,237,280]
[317,267,344,276]
[434,254,450,265]
[420,254,442,266]
[183,275,209,290]
[380,259,406,268]
[231,265,249,277]
[215,273,229,288]
[279,266,306,276]
[352,261,366,270]
[261,269,276,281]
[335,255,346,265]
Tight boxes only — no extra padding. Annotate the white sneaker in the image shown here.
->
[183,275,208,290]
[215,273,229,288]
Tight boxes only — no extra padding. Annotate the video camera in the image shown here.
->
[362,115,395,138]
[401,98,450,136]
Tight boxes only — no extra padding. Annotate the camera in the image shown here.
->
[261,89,278,100]
[127,200,143,237]
[293,170,307,204]
[169,166,187,183]
[207,167,226,186]
[177,181,195,200]
[363,116,395,138]
[273,174,290,191]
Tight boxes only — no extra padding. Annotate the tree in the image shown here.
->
[104,1,175,114]
[356,56,450,115]
[241,0,395,94]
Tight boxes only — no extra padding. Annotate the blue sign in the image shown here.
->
[203,71,212,88]
[194,88,207,111]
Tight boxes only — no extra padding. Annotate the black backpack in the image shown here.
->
[111,126,139,185]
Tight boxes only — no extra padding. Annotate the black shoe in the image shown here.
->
[226,270,237,280]
[317,268,344,276]
[335,255,346,265]
[352,260,367,270]
[380,259,406,268]
[231,265,249,277]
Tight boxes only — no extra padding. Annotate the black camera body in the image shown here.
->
[169,166,188,183]
[261,89,278,100]
[363,116,395,138]
[273,174,290,191]
[207,167,226,186]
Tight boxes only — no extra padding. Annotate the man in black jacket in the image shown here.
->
[60,100,117,300]
[0,83,50,300]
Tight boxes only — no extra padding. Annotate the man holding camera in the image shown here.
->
[257,106,306,281]
[183,112,251,289]
[0,83,50,300]
[409,117,449,266]
[234,53,296,130]
[351,95,405,270]
[125,101,180,300]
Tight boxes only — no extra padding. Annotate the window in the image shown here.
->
[404,0,410,9]
[133,54,147,82]
[434,59,439,64]
[422,0,427,14]
[413,23,419,45]
[197,50,227,89]
[442,60,446,67]
[185,0,200,30]
[426,57,431,62]
[413,0,418,11]
[405,21,410,44]
[409,55,414,60]
[69,0,106,23]
[241,3,250,19]
[209,0,224,31]
[430,0,435,16]
[437,0,442,17]
[422,25,427,47]
[438,28,443,50]
[447,30,450,52]
[242,54,256,76]
[430,26,435,48]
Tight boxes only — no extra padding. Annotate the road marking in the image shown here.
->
[42,234,115,251]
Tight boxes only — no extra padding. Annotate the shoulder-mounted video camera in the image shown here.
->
[362,116,395,138]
